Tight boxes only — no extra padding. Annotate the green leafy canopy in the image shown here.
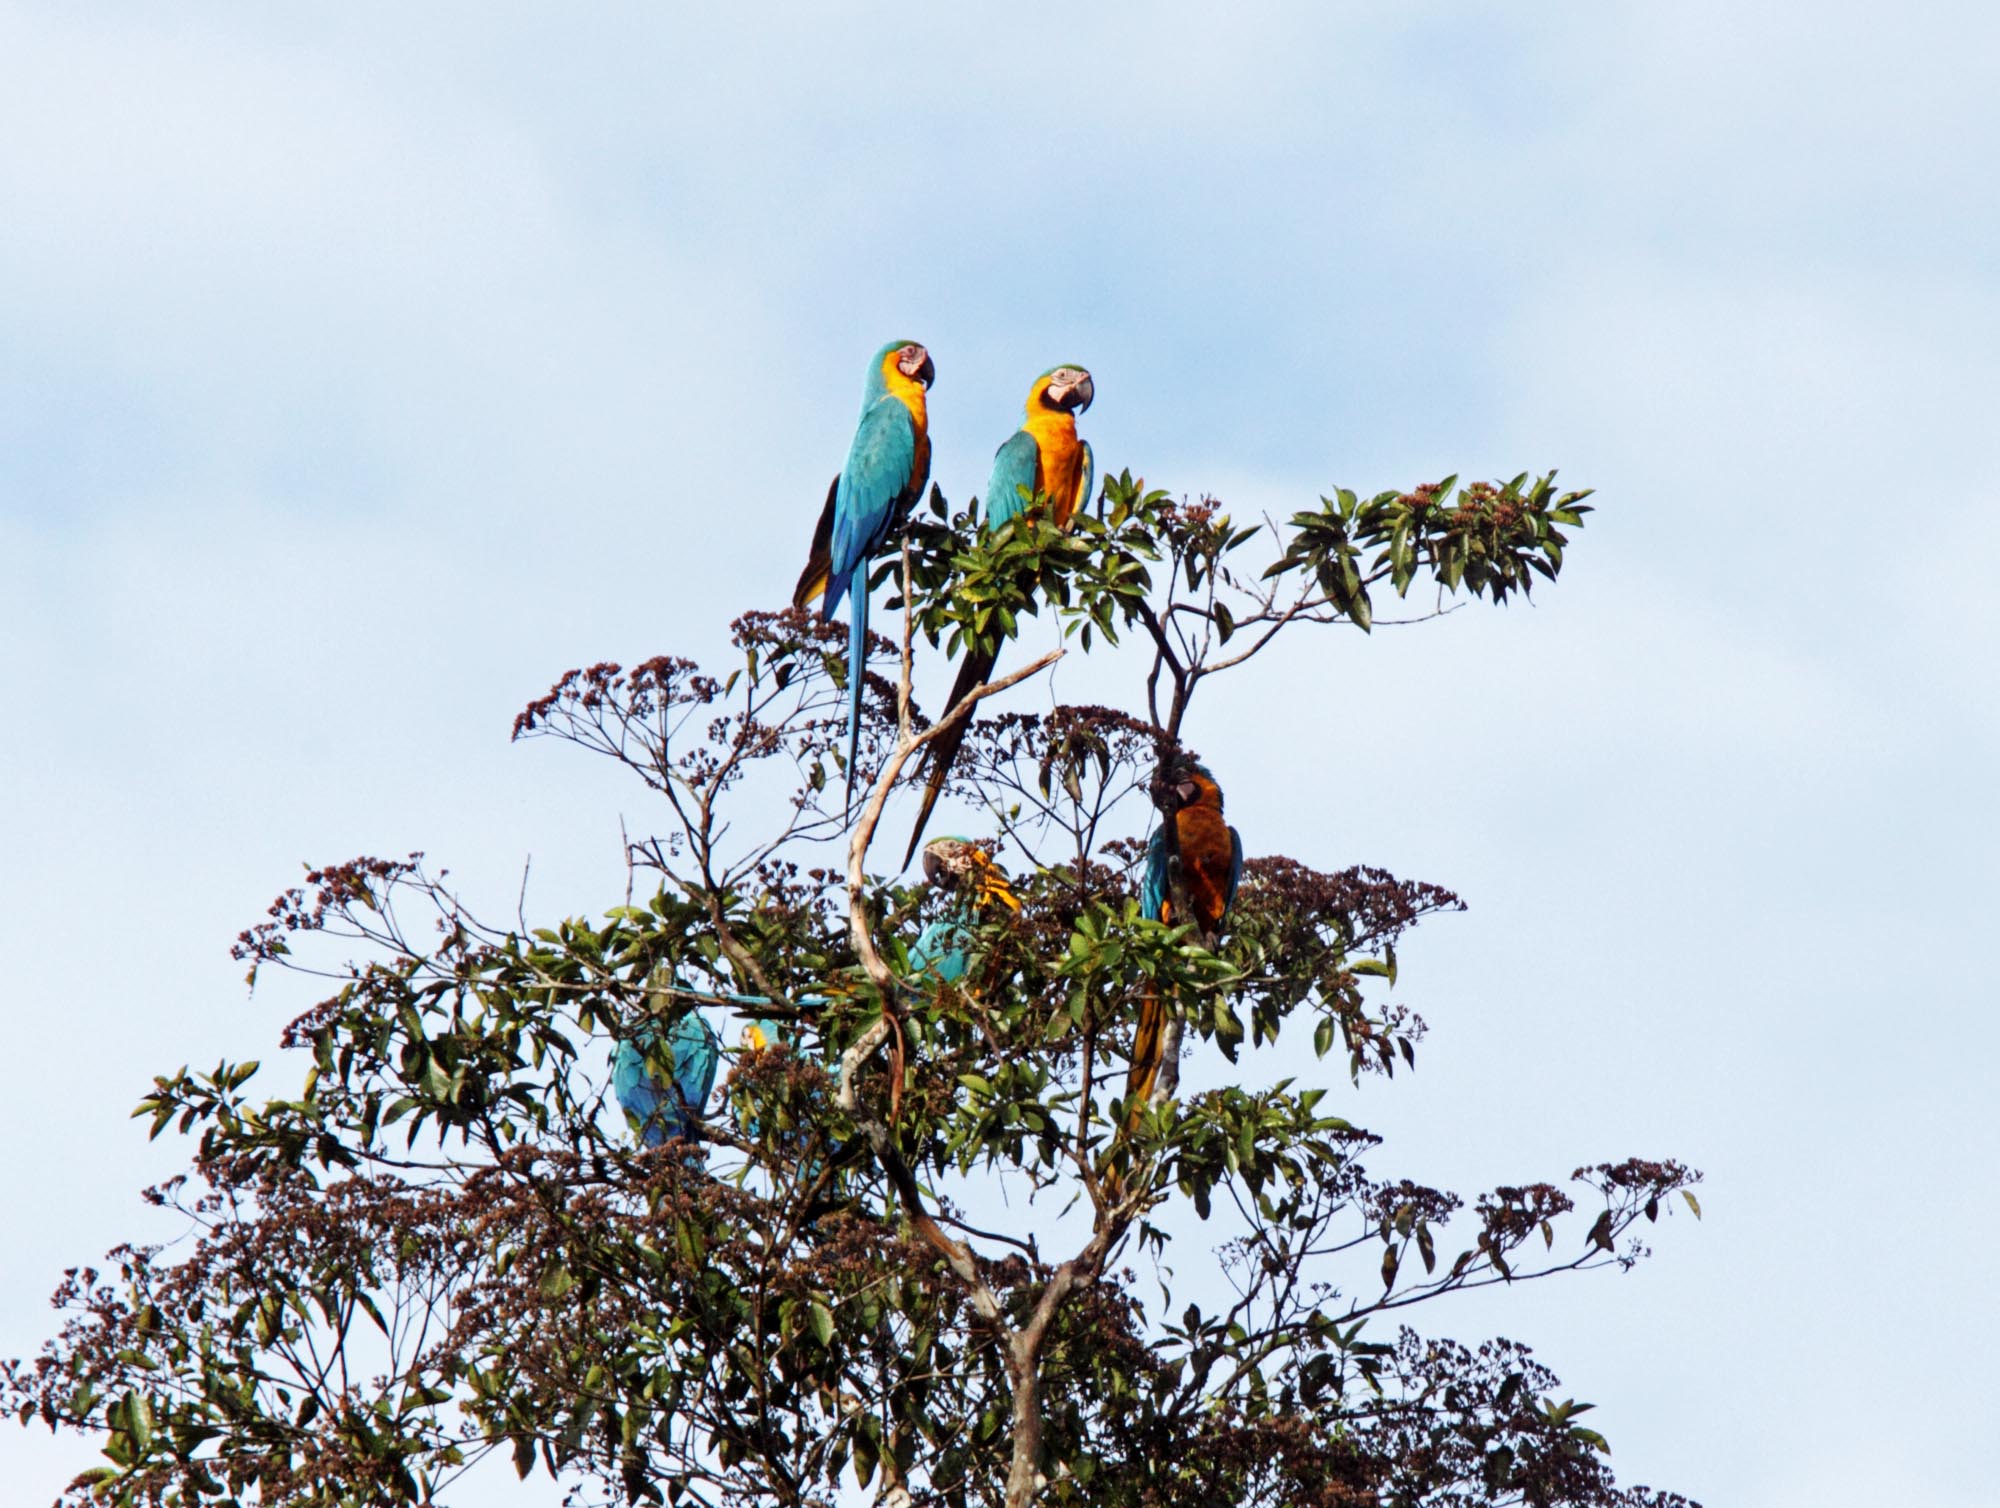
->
[3,470,1699,1508]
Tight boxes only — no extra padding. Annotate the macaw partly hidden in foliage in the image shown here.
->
[611,1008,723,1147]
[907,834,1021,982]
[1126,759,1244,1113]
[793,339,936,798]
[731,836,1015,1147]
[902,366,1094,868]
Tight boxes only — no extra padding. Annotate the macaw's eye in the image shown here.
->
[898,344,934,382]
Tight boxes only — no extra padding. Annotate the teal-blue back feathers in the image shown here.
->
[983,430,1042,533]
[823,340,927,792]
[612,1009,721,1147]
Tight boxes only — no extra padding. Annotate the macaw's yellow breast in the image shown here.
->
[882,364,930,436]
[1023,410,1085,528]
[880,360,931,499]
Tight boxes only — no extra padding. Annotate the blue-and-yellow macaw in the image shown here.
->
[794,340,936,797]
[902,366,1093,867]
[731,836,1015,1136]
[1126,759,1243,1110]
[611,1007,722,1147]
[907,835,1021,983]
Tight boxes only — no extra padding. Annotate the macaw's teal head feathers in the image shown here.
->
[1032,364,1094,415]
[921,836,1020,911]
[868,340,935,402]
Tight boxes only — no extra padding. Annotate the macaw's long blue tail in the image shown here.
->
[845,584,869,800]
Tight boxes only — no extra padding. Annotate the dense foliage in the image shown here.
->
[5,472,1700,1507]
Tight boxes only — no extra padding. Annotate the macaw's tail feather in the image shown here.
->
[844,589,868,798]
[1125,992,1166,1121]
[793,475,838,612]
[900,646,997,868]
[1104,990,1167,1199]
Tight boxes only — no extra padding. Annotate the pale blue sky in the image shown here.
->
[4,4,1996,1503]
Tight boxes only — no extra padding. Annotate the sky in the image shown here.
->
[3,2,1996,1503]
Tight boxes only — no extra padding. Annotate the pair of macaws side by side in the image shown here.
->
[610,836,1018,1149]
[790,340,1095,859]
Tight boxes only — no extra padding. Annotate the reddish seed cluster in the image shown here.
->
[1574,1157,1696,1194]
[1477,1182,1576,1241]
[1240,856,1464,949]
[232,853,422,965]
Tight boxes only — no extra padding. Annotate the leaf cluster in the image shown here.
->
[3,464,1702,1508]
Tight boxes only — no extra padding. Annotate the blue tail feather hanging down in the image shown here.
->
[846,587,869,798]
[792,340,934,803]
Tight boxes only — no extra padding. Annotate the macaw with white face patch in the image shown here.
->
[902,365,1094,866]
[793,340,936,799]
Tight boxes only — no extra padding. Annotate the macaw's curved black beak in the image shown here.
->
[914,352,937,388]
[1049,371,1093,413]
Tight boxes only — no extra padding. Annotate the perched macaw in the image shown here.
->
[907,834,1022,983]
[611,1007,722,1147]
[902,366,1094,867]
[793,339,936,797]
[1126,760,1244,1111]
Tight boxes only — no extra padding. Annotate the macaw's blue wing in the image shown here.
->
[1226,825,1244,915]
[824,396,919,793]
[1127,832,1167,1110]
[612,1011,721,1148]
[611,1039,665,1144]
[900,427,1060,865]
[907,914,972,985]
[1140,826,1169,922]
[898,429,1038,864]
[983,429,1041,534]
[823,397,918,619]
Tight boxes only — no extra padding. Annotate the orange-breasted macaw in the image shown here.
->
[794,340,936,796]
[1126,759,1243,1111]
[901,365,1093,865]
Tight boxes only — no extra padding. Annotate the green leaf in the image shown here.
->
[126,1391,152,1455]
[809,1301,834,1348]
